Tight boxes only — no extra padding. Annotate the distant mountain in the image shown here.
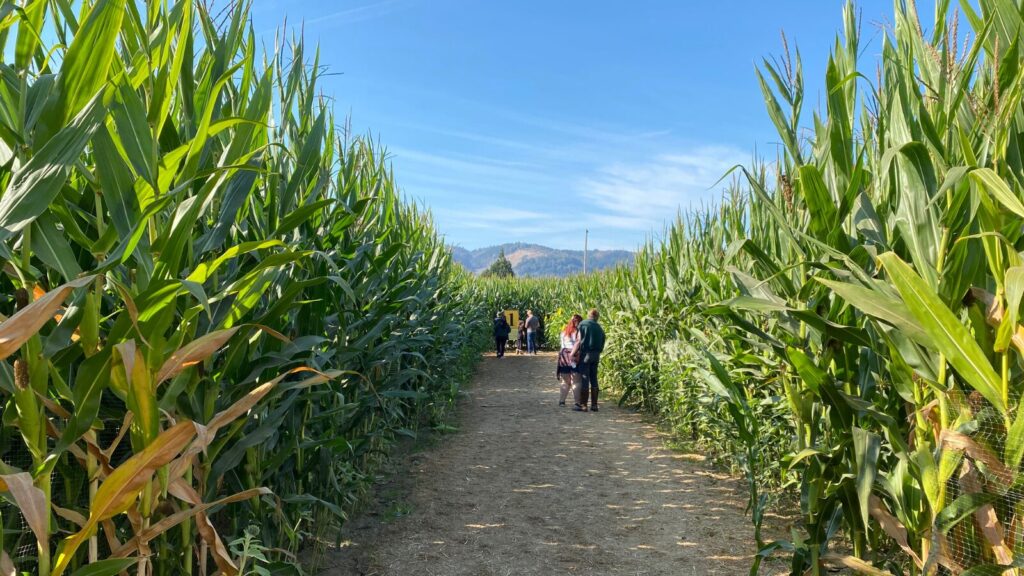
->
[451,243,634,277]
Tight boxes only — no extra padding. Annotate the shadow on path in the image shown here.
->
[318,352,785,575]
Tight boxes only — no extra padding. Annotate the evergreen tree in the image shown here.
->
[481,249,515,278]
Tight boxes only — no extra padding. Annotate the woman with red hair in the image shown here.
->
[556,314,583,406]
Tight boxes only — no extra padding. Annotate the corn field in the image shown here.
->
[480,1,1024,574]
[9,0,1024,574]
[469,276,602,350]
[0,1,484,574]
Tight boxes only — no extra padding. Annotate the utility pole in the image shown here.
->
[583,229,588,275]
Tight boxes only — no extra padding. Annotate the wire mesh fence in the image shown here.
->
[931,397,1024,574]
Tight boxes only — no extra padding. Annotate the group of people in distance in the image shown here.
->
[492,309,541,357]
[491,308,606,412]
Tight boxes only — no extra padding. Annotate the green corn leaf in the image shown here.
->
[816,277,933,346]
[56,0,124,120]
[110,81,156,188]
[970,167,1024,219]
[996,266,1024,352]
[892,143,941,288]
[787,347,852,430]
[935,492,1000,534]
[852,427,880,534]
[92,125,140,238]
[756,66,802,164]
[276,198,334,236]
[14,0,46,70]
[0,92,105,239]
[35,0,124,146]
[879,252,1006,414]
[50,350,112,459]
[1006,404,1024,471]
[797,164,844,249]
[723,295,872,347]
[30,213,82,281]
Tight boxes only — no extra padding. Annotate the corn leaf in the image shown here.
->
[880,252,1006,414]
[53,421,197,576]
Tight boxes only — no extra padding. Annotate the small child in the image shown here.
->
[516,320,527,355]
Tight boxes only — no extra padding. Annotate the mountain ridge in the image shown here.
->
[451,242,634,277]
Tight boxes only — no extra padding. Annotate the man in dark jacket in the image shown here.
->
[572,308,606,411]
[493,312,511,358]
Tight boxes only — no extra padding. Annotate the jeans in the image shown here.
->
[527,331,537,354]
[577,355,599,407]
[495,337,506,357]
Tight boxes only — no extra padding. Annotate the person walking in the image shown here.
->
[525,310,540,355]
[572,309,606,412]
[556,314,583,406]
[493,312,510,358]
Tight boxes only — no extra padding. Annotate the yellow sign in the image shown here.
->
[503,309,519,331]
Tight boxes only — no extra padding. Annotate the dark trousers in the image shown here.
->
[577,359,599,406]
[495,337,506,357]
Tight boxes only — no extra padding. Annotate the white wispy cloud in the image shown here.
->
[365,90,677,166]
[576,145,748,231]
[434,206,549,223]
[390,147,538,173]
[385,121,541,153]
[305,0,407,26]
[255,0,410,35]
[588,213,656,231]
[389,147,563,196]
[390,143,750,249]
[430,202,559,240]
[392,88,674,147]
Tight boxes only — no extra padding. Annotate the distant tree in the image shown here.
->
[481,249,515,278]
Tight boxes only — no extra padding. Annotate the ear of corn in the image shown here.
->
[0,2,484,574]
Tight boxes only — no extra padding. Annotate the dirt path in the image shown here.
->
[319,352,782,575]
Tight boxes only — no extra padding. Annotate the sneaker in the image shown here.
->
[590,406,599,412]
[572,404,583,411]
[558,401,566,406]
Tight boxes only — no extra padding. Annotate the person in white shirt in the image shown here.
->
[555,314,583,406]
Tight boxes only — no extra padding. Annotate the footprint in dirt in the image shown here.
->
[313,353,789,576]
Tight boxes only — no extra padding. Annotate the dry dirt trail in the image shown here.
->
[319,352,783,575]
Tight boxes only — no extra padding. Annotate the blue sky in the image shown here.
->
[249,0,942,250]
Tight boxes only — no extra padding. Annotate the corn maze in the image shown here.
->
[4,0,1024,575]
